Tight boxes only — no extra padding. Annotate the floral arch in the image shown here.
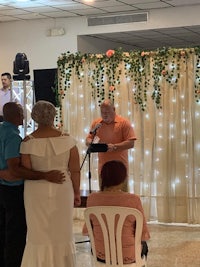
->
[56,47,200,224]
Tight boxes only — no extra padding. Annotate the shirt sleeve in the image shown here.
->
[4,134,21,160]
[122,119,137,141]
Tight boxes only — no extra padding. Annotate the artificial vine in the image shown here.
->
[57,46,200,111]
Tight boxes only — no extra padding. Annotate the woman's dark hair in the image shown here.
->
[100,160,127,191]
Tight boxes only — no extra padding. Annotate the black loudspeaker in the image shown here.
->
[33,68,57,106]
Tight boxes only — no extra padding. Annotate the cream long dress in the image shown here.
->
[20,135,76,267]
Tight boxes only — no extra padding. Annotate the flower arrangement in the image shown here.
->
[57,46,200,111]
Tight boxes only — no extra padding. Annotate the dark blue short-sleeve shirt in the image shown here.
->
[0,121,23,186]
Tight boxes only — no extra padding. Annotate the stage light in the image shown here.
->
[13,53,30,80]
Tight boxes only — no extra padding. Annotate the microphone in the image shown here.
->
[90,123,102,134]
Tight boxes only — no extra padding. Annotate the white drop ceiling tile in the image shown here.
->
[186,25,200,31]
[40,11,77,17]
[38,0,74,4]
[156,28,190,34]
[52,3,90,10]
[22,6,62,13]
[166,0,200,6]
[131,30,161,37]
[133,2,171,9]
[73,8,106,16]
[155,36,178,41]
[0,9,29,15]
[6,2,44,8]
[0,15,21,21]
[0,5,12,10]
[101,5,137,12]
[77,0,110,3]
[118,0,164,4]
[176,31,200,36]
[13,13,48,20]
[127,37,151,42]
[88,0,129,8]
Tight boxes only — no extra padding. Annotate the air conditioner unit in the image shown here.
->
[87,12,148,27]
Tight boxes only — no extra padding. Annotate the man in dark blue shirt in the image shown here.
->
[0,102,65,267]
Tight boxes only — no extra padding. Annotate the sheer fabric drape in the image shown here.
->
[58,52,200,224]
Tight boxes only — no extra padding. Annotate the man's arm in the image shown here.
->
[68,146,81,207]
[107,139,135,152]
[0,169,14,181]
[7,157,65,184]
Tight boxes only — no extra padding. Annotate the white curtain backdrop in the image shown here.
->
[57,48,200,224]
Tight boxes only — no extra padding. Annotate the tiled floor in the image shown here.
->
[73,220,200,267]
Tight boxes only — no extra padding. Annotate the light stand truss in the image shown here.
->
[11,80,35,138]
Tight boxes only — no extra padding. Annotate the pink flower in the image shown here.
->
[81,57,85,63]
[161,69,167,76]
[109,85,115,91]
[106,49,115,58]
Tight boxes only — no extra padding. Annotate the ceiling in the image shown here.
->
[1,0,200,50]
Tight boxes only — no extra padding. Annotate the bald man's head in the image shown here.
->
[3,102,24,126]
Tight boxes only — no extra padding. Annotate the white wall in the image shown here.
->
[0,4,200,77]
[77,35,134,54]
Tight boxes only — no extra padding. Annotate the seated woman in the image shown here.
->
[82,160,150,264]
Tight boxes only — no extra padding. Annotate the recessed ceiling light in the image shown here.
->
[84,0,94,3]
[16,0,29,2]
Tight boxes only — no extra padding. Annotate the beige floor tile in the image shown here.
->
[74,220,200,267]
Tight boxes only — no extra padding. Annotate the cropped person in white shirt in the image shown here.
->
[0,72,12,122]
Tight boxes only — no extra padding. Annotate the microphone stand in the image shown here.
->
[80,129,97,193]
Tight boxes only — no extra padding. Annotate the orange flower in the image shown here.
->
[81,57,85,63]
[106,49,115,58]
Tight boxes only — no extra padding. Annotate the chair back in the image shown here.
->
[84,206,147,267]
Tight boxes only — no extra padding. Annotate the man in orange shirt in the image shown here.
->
[86,99,136,191]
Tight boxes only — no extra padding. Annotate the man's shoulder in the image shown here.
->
[115,115,131,124]
[1,124,21,140]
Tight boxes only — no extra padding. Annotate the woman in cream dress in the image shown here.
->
[20,100,81,267]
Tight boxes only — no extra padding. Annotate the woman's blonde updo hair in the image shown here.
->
[31,100,56,126]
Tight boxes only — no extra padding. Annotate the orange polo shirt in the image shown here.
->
[87,115,137,173]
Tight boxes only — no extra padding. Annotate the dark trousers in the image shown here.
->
[0,184,27,267]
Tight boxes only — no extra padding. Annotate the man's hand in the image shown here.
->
[86,137,92,146]
[107,143,117,152]
[44,170,65,184]
[0,169,17,181]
